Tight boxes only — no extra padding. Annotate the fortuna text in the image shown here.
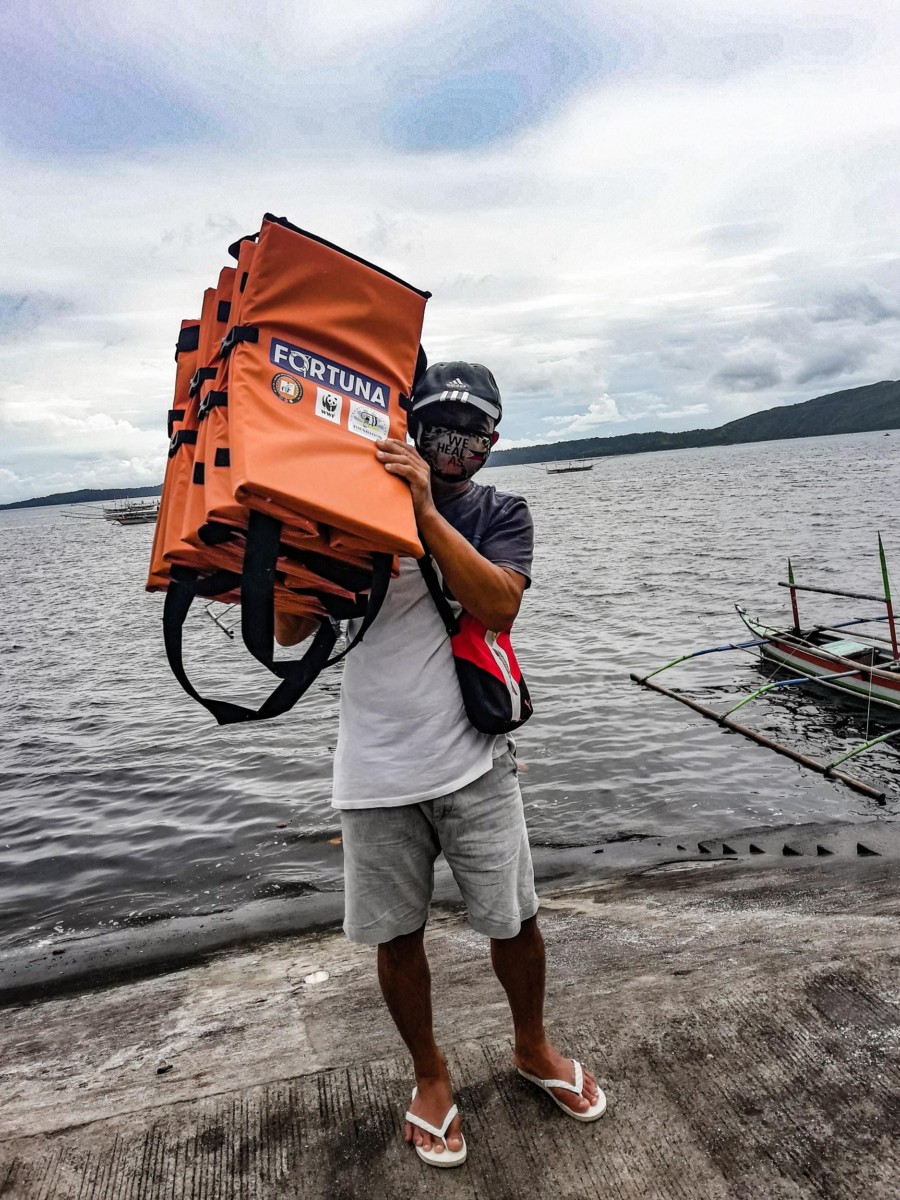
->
[269,338,390,409]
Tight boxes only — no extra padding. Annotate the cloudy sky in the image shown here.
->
[2,0,900,501]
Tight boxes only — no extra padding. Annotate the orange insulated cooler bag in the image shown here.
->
[147,311,207,591]
[225,215,428,557]
[154,215,430,725]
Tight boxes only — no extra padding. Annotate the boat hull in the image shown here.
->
[738,611,900,713]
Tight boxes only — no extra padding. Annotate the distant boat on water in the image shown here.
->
[63,498,160,525]
[544,460,594,474]
[103,499,159,525]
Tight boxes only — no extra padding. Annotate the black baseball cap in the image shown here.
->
[410,361,502,424]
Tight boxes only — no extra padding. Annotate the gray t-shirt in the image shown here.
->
[331,482,533,809]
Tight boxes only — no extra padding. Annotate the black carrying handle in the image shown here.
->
[241,511,393,673]
[162,566,337,726]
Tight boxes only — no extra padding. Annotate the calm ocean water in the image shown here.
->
[1,432,898,954]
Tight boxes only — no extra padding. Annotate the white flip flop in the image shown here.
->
[517,1059,607,1122]
[405,1086,467,1168]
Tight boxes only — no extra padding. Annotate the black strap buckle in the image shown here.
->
[220,325,259,358]
[189,366,217,397]
[198,390,228,419]
[168,428,198,457]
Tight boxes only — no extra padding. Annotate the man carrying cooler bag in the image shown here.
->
[276,361,606,1169]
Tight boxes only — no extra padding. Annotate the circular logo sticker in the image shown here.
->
[272,373,303,403]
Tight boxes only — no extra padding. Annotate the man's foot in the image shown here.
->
[514,1044,603,1117]
[403,1063,464,1156]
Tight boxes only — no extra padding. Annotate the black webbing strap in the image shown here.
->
[162,566,335,726]
[198,390,227,418]
[280,545,372,594]
[168,429,198,457]
[189,367,218,397]
[175,325,200,359]
[241,511,392,675]
[221,325,259,358]
[167,408,185,439]
[240,511,335,679]
[325,551,393,666]
[417,551,459,637]
[217,300,231,323]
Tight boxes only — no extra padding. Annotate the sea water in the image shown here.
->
[0,431,897,954]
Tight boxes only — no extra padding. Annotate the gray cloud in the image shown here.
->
[794,346,872,386]
[712,360,782,392]
[812,285,900,325]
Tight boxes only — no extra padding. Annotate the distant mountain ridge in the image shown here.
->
[489,379,900,466]
[2,380,898,508]
[0,485,161,512]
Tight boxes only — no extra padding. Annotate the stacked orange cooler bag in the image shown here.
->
[147,214,430,723]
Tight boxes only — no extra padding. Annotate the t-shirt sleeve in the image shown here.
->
[478,495,534,584]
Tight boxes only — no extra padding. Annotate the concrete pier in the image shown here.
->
[1,842,899,1198]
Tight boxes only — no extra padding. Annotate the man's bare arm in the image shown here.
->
[375,438,526,631]
[416,508,525,631]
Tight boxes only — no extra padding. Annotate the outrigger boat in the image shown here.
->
[545,459,594,474]
[631,535,900,803]
[63,498,160,525]
[102,499,159,525]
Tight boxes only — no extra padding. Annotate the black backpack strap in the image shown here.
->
[417,550,459,637]
[240,510,338,682]
[326,551,393,665]
[163,564,335,726]
[242,510,393,671]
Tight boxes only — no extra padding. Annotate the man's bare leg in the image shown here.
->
[377,925,464,1155]
[490,916,601,1114]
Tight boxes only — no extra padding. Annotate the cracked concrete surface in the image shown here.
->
[1,855,899,1198]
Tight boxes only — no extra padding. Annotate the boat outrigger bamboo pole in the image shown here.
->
[636,614,892,683]
[777,581,890,604]
[878,532,898,660]
[787,557,800,634]
[829,726,900,769]
[629,673,887,803]
[722,667,863,717]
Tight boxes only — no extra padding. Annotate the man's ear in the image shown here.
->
[490,431,500,447]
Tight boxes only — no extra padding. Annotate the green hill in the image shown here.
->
[0,485,162,512]
[489,379,900,466]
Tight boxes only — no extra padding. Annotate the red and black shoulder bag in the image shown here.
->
[417,552,533,735]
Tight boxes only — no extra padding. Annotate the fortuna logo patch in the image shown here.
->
[272,373,302,403]
[270,338,390,409]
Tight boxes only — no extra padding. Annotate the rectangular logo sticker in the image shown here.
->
[269,338,390,410]
[347,399,389,441]
[315,387,343,424]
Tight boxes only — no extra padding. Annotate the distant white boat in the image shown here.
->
[544,460,594,474]
[63,498,160,525]
[103,499,159,525]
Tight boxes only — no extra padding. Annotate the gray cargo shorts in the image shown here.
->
[340,748,539,944]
